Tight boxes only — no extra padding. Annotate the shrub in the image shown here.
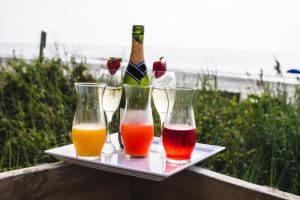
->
[195,76,300,194]
[0,57,94,170]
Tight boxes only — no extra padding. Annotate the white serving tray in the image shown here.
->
[45,133,225,181]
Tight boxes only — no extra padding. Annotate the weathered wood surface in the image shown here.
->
[133,166,300,200]
[0,162,299,200]
[0,162,132,200]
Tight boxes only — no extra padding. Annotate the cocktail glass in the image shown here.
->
[163,86,197,164]
[72,83,106,158]
[121,84,154,157]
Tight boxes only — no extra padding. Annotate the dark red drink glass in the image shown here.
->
[162,125,196,162]
[163,87,197,164]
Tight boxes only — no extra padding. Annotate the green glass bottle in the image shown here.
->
[118,25,150,147]
[123,25,150,85]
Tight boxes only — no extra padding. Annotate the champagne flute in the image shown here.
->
[99,68,123,154]
[151,70,176,152]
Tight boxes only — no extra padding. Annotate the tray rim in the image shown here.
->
[45,135,225,181]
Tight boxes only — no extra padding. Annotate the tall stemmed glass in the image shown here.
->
[99,68,123,154]
[151,70,176,152]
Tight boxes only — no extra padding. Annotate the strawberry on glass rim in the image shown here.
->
[107,57,122,75]
[153,57,166,78]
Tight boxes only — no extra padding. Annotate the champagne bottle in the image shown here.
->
[118,25,150,147]
[123,25,150,85]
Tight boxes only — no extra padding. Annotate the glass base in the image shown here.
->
[102,143,116,154]
[166,158,190,164]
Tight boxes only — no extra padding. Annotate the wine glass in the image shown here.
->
[99,68,123,154]
[151,70,176,152]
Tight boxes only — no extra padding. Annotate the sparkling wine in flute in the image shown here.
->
[102,86,122,154]
[152,87,168,124]
[103,86,123,112]
[98,67,123,154]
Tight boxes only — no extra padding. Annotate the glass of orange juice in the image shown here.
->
[121,84,154,157]
[72,83,106,158]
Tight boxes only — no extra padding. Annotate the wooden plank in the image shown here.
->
[0,162,132,200]
[133,166,300,200]
[0,162,299,200]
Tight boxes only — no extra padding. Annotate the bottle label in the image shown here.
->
[126,61,147,83]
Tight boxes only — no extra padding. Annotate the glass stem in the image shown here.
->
[159,121,163,144]
[159,113,165,144]
[105,111,114,143]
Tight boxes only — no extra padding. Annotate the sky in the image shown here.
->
[0,0,300,54]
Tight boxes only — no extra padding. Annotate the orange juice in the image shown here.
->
[121,123,154,157]
[72,124,106,156]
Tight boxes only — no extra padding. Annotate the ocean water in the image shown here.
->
[1,43,300,77]
[1,42,300,97]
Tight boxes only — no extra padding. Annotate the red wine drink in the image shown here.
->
[162,124,196,162]
[163,87,198,164]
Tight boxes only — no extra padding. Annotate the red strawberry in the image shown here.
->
[107,57,122,75]
[153,57,166,78]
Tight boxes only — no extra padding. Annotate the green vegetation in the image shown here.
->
[0,57,94,170]
[0,56,299,195]
[194,75,300,195]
